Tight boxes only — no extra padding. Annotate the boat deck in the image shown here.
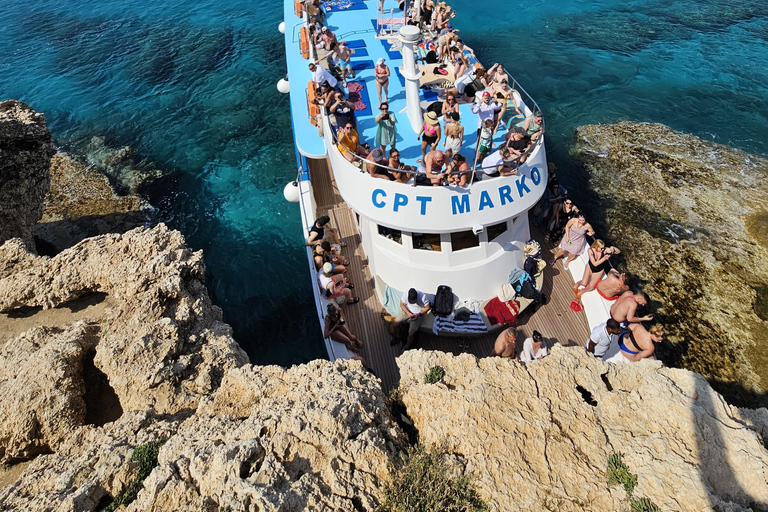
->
[309,157,590,392]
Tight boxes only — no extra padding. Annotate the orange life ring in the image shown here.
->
[307,81,319,126]
[300,26,310,59]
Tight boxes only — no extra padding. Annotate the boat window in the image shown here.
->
[378,225,402,244]
[450,230,479,251]
[487,222,507,242]
[412,233,442,251]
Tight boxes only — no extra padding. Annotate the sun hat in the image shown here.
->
[322,262,333,274]
[377,57,385,65]
[423,111,439,125]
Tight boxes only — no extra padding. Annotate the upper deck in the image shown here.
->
[283,0,549,230]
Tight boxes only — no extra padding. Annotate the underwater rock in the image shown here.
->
[0,100,55,248]
[81,136,163,193]
[397,348,768,512]
[571,121,768,407]
[34,151,149,253]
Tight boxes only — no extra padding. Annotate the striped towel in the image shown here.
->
[433,312,488,335]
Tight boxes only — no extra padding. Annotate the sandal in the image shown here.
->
[347,283,355,289]
[347,297,360,304]
[342,259,350,266]
[340,241,348,247]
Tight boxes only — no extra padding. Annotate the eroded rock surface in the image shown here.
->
[571,122,768,406]
[0,100,55,247]
[397,348,768,512]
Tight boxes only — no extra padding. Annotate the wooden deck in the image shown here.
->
[307,158,591,392]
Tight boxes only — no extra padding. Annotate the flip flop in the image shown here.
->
[342,259,350,266]
[347,297,360,304]
[347,283,355,289]
[340,241,348,247]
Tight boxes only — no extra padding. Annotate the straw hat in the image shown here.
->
[424,111,439,125]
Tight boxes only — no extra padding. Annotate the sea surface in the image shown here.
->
[0,0,766,366]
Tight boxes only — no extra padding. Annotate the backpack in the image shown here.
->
[433,285,454,316]
[425,50,438,64]
[518,280,538,300]
[523,256,538,279]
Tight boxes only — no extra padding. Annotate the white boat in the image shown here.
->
[280,0,602,383]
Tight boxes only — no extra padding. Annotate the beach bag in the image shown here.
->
[414,174,432,186]
[454,307,471,322]
[433,285,454,316]
[425,50,438,64]
[518,280,538,300]
[523,256,538,279]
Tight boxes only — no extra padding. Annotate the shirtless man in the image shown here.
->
[491,327,516,358]
[335,42,355,83]
[610,291,653,327]
[596,269,629,301]
[421,149,447,185]
[604,323,664,363]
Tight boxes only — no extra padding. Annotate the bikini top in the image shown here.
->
[423,123,437,135]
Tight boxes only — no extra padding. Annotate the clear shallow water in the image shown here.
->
[0,0,766,366]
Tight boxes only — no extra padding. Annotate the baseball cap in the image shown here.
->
[322,262,333,274]
[482,91,491,97]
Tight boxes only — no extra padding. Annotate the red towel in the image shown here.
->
[346,81,367,111]
[484,297,520,326]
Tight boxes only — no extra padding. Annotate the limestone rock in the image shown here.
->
[34,151,148,253]
[0,322,98,462]
[571,122,768,407]
[397,348,768,512]
[0,224,249,418]
[0,100,54,247]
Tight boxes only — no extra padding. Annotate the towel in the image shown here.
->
[433,312,488,334]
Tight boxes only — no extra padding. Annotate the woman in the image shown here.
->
[443,111,464,154]
[417,111,442,162]
[572,240,620,310]
[441,92,459,120]
[446,152,470,187]
[547,198,578,243]
[550,213,594,271]
[494,79,524,130]
[487,62,508,84]
[449,46,469,81]
[324,303,363,353]
[374,57,390,105]
[374,102,397,152]
[388,149,415,184]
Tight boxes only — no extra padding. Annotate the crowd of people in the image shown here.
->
[303,0,545,187]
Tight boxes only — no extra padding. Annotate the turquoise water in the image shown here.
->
[0,0,766,365]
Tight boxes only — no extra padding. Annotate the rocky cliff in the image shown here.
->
[571,122,768,407]
[0,101,55,248]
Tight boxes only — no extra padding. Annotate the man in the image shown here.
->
[481,146,517,177]
[335,42,355,83]
[596,269,629,301]
[604,323,664,363]
[491,326,516,358]
[366,148,395,180]
[312,240,348,273]
[308,61,338,89]
[506,128,532,164]
[320,26,338,49]
[586,319,621,358]
[470,91,501,135]
[306,215,344,247]
[393,288,431,350]
[422,149,447,185]
[317,262,359,304]
[518,330,551,362]
[610,291,653,327]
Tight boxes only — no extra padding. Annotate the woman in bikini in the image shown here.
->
[446,152,470,187]
[487,62,508,84]
[388,149,415,184]
[374,57,390,105]
[570,240,620,311]
[418,111,442,161]
[441,92,460,120]
[442,111,464,155]
[550,213,594,271]
[323,303,363,353]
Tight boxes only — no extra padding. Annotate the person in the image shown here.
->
[487,62,508,84]
[596,269,630,301]
[518,330,551,362]
[420,0,435,27]
[318,262,359,304]
[454,67,487,101]
[307,215,345,247]
[436,29,459,61]
[393,287,431,350]
[586,319,621,358]
[446,153,470,186]
[505,128,532,164]
[517,111,544,140]
[388,149,415,184]
[476,118,494,161]
[374,57,390,105]
[491,327,516,358]
[572,240,620,310]
[470,91,502,140]
[374,102,398,152]
[366,148,395,180]
[610,291,653,326]
[313,240,348,273]
[604,323,664,363]
[533,178,567,226]
[320,26,339,50]
[337,123,369,164]
[550,213,594,271]
[328,91,356,129]
[422,150,447,185]
[335,42,356,84]
[308,61,338,89]
[443,111,464,154]
[481,146,517,178]
[494,79,524,131]
[449,46,469,81]
[418,111,442,162]
[547,198,579,243]
[441,92,460,121]
[324,303,363,352]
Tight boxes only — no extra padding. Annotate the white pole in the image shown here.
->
[398,25,423,134]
